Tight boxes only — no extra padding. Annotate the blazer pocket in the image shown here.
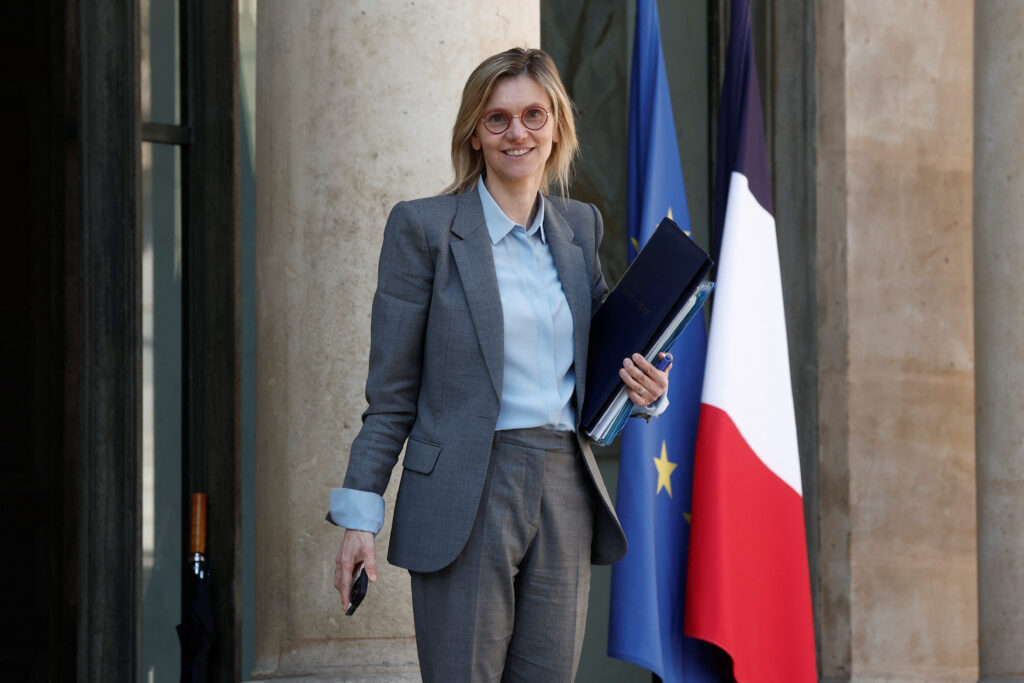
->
[403,438,441,474]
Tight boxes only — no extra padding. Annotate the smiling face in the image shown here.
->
[470,75,558,197]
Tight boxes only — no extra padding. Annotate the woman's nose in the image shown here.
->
[505,117,528,139]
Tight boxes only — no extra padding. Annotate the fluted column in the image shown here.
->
[975,2,1024,680]
[253,2,539,679]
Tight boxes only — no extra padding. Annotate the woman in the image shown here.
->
[330,47,670,682]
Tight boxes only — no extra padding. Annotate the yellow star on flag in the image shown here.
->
[653,441,678,497]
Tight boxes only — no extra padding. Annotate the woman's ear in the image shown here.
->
[471,133,481,151]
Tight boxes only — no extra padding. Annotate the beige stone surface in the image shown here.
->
[974,1,1024,678]
[849,558,978,681]
[254,1,539,678]
[847,374,975,560]
[818,0,978,679]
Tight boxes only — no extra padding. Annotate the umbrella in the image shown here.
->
[177,493,214,683]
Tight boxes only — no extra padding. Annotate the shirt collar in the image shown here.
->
[477,176,546,245]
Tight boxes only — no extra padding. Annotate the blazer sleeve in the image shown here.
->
[342,201,435,496]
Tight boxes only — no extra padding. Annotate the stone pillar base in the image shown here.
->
[248,676,419,683]
[249,636,419,682]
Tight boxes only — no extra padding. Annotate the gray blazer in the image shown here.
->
[342,185,627,573]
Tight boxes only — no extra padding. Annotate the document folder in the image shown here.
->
[582,217,714,445]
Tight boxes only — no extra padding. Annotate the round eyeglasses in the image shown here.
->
[479,106,549,135]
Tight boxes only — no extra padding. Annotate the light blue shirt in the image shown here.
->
[329,180,667,533]
[478,178,578,432]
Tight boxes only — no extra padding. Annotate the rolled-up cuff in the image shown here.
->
[326,488,385,534]
[630,392,670,420]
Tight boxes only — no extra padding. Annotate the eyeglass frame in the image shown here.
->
[478,106,550,135]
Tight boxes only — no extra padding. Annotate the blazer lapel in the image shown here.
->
[544,202,591,419]
[450,188,504,399]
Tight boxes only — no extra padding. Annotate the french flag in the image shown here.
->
[683,1,817,681]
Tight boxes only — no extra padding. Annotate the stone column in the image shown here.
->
[253,3,539,680]
[816,1,977,680]
[975,2,1024,680]
[814,1,851,677]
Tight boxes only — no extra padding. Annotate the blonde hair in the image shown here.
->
[443,48,579,197]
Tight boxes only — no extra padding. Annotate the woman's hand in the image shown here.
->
[620,352,672,406]
[334,529,378,612]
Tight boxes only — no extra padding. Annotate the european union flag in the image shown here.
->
[608,1,730,680]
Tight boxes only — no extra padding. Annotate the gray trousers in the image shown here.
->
[409,427,596,683]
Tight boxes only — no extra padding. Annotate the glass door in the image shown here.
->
[140,0,183,680]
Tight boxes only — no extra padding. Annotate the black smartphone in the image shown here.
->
[345,563,368,616]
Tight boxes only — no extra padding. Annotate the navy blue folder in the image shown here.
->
[581,217,713,433]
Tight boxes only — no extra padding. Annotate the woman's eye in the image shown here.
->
[486,113,509,125]
[523,108,544,121]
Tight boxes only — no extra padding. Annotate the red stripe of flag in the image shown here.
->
[686,404,816,682]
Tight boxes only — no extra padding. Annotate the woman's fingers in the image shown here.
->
[619,361,648,404]
[335,529,377,611]
[620,353,671,406]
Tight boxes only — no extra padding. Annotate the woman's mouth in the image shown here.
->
[503,148,532,157]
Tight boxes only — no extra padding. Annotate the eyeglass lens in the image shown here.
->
[482,107,548,134]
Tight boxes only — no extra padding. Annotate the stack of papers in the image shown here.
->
[586,280,713,445]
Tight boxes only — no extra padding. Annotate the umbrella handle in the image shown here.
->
[190,493,207,555]
[190,493,209,579]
